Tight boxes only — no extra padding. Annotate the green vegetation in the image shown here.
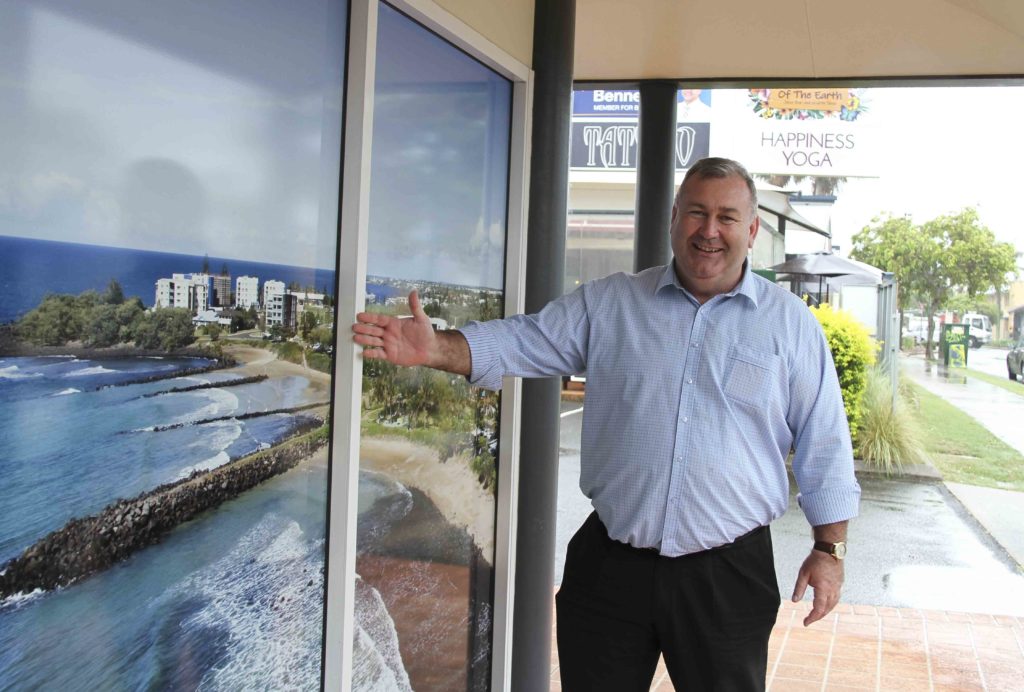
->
[131,308,197,351]
[15,281,196,351]
[855,369,927,475]
[851,208,1016,359]
[362,358,499,493]
[904,381,1024,491]
[810,304,876,439]
[964,367,1024,397]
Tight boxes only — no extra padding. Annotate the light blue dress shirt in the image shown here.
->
[459,262,860,557]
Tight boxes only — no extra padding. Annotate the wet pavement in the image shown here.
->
[551,360,1024,689]
[901,351,1024,456]
[555,396,1024,617]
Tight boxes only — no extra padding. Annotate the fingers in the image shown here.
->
[791,570,809,604]
[803,588,839,627]
[408,289,425,319]
[352,322,385,338]
[355,311,387,326]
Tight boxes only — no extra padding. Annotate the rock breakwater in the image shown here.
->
[0,422,328,599]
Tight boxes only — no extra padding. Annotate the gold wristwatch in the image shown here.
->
[813,541,847,560]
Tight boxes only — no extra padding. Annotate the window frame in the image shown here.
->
[324,1,532,688]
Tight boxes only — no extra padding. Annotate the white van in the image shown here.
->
[962,312,992,348]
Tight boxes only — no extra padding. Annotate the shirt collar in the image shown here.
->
[655,260,761,308]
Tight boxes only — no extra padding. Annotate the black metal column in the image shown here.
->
[512,0,574,690]
[634,81,677,272]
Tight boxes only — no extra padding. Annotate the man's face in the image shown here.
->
[670,174,759,303]
[681,89,702,103]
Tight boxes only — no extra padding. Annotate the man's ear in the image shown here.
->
[747,216,760,249]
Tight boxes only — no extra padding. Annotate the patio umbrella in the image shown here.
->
[769,252,882,304]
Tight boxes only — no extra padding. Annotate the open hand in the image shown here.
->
[791,550,844,627]
[352,290,437,367]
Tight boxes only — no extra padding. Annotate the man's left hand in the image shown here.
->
[791,550,844,627]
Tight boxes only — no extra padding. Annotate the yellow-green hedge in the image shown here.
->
[810,304,877,439]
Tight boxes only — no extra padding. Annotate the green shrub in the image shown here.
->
[810,304,877,439]
[307,352,332,373]
[856,368,928,474]
[272,341,304,364]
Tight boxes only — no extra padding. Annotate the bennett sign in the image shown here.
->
[571,89,711,170]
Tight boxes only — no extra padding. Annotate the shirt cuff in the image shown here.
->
[458,321,504,391]
[797,485,861,526]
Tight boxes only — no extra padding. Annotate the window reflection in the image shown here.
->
[0,1,344,688]
[356,4,512,690]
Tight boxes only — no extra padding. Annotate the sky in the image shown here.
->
[1,2,1021,284]
[824,86,1024,257]
[0,0,509,290]
[0,0,344,272]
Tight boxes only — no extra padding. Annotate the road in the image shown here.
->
[967,344,1013,379]
[554,398,1024,616]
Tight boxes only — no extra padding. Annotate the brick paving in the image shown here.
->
[550,599,1024,691]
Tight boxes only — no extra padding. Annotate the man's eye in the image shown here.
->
[720,216,738,225]
[687,210,707,218]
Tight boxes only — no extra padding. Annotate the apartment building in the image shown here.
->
[235,275,259,309]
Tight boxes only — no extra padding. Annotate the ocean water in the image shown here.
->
[0,355,333,689]
[0,353,472,690]
[0,234,338,324]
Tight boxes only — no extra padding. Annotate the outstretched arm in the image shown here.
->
[352,289,471,376]
[791,520,847,627]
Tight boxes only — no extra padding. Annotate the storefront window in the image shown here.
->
[354,3,512,690]
[0,1,345,687]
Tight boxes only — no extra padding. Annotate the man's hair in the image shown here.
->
[677,157,758,215]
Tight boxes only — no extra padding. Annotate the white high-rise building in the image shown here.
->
[155,278,174,308]
[153,273,213,313]
[236,276,259,309]
[264,280,287,326]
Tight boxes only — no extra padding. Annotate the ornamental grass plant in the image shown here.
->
[855,367,928,475]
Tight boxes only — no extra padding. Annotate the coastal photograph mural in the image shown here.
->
[0,0,346,688]
[352,4,512,690]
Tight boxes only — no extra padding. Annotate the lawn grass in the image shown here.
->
[904,381,1024,491]
[964,366,1024,397]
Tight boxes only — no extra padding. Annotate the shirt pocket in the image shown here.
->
[724,344,782,407]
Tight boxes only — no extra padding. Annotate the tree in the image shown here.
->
[103,279,125,305]
[300,310,318,341]
[134,308,196,351]
[852,208,1016,359]
[84,304,121,347]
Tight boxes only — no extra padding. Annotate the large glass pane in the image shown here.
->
[355,4,511,690]
[0,1,346,688]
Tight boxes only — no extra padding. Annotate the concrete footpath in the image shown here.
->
[900,354,1024,569]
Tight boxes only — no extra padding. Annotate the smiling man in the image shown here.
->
[352,157,860,692]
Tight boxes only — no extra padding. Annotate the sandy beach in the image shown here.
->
[360,437,496,563]
[223,343,331,402]
[223,343,494,561]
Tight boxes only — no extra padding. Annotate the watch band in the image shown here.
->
[813,540,847,560]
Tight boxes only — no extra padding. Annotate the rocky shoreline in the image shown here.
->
[0,342,229,362]
[0,421,328,600]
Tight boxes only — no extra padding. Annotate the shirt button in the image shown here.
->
[687,378,693,384]
[691,342,698,348]
[682,416,688,423]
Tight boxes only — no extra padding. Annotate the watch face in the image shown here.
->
[834,542,847,559]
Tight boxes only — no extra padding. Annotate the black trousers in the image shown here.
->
[556,513,780,691]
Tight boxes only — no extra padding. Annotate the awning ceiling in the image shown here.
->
[574,0,1024,81]
[757,190,830,238]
